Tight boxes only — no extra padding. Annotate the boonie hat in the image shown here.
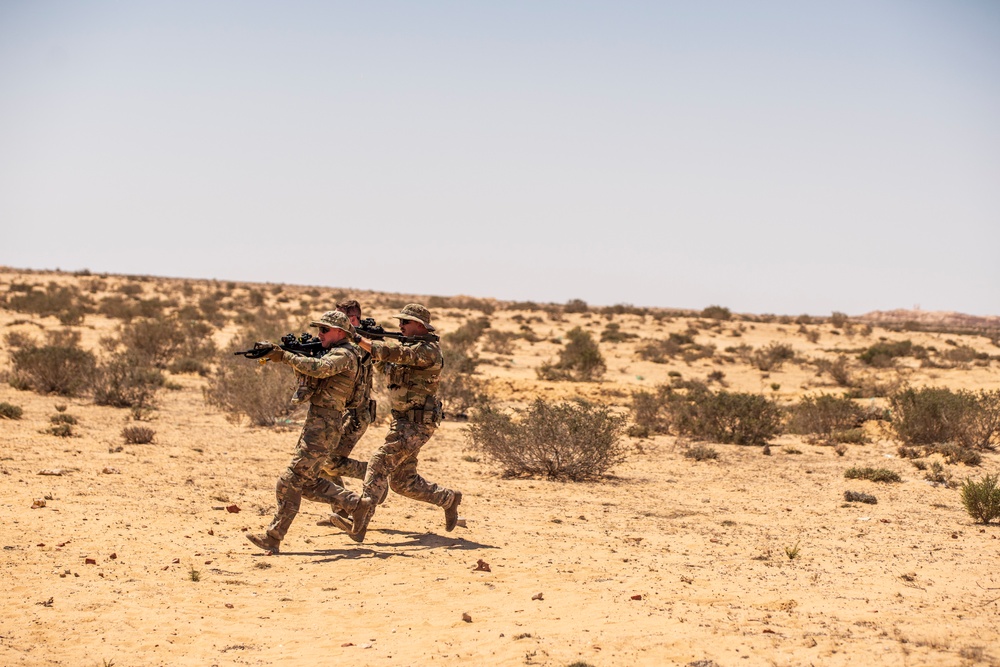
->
[393,303,435,331]
[309,310,356,336]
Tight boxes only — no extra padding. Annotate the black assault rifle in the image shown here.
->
[233,332,326,360]
[355,317,439,343]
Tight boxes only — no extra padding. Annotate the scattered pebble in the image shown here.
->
[461,612,472,623]
[531,592,543,601]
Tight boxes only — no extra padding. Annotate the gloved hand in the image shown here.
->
[265,347,285,363]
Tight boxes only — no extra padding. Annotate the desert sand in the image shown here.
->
[1,269,998,667]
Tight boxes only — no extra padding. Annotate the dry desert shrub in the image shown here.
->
[960,474,1000,524]
[859,339,916,367]
[700,305,732,321]
[117,317,215,370]
[438,318,490,417]
[9,332,97,396]
[4,281,92,325]
[662,381,782,446]
[628,384,672,437]
[203,352,296,426]
[92,353,165,410]
[467,399,627,481]
[122,425,156,444]
[844,490,877,504]
[844,467,901,483]
[537,327,606,382]
[683,444,719,461]
[482,329,517,354]
[750,342,795,372]
[890,387,1000,450]
[0,402,24,419]
[636,332,713,363]
[786,393,868,444]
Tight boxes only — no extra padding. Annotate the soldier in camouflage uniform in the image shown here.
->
[246,311,370,554]
[318,300,375,524]
[348,303,462,543]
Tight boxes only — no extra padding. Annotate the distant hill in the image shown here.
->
[858,309,1000,330]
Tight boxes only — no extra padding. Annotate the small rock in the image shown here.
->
[531,592,543,601]
[101,467,121,475]
[31,499,46,509]
[225,603,234,609]
[473,559,491,572]
[85,558,96,565]
[226,504,241,513]
[461,612,472,623]
[38,469,67,476]
[630,594,642,600]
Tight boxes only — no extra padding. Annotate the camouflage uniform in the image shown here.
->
[249,312,366,552]
[360,305,459,523]
[321,345,375,486]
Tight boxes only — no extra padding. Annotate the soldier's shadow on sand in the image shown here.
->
[278,529,497,563]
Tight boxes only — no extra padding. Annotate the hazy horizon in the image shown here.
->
[2,2,998,316]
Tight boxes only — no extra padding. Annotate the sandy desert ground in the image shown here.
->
[1,268,999,667]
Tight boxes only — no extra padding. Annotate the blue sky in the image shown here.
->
[1,1,998,315]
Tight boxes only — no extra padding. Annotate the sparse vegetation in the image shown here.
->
[0,402,23,419]
[786,393,867,444]
[203,349,296,426]
[122,425,156,444]
[844,467,901,483]
[683,444,719,461]
[468,399,627,481]
[891,387,1000,450]
[960,474,1000,524]
[662,382,782,446]
[844,491,877,504]
[9,334,97,396]
[537,327,606,382]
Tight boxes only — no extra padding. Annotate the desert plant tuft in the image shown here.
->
[784,541,801,560]
[92,354,165,409]
[750,342,795,372]
[203,350,296,427]
[891,387,1000,451]
[467,399,627,481]
[122,425,156,444]
[786,393,866,443]
[960,474,1000,524]
[683,444,719,461]
[663,383,782,446]
[844,467,901,483]
[844,490,877,504]
[45,423,74,437]
[536,327,606,382]
[0,402,23,420]
[9,339,96,396]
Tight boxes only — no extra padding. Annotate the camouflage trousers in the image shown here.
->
[320,402,374,487]
[363,417,455,509]
[265,405,363,542]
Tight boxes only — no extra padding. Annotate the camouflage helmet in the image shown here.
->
[309,310,356,336]
[393,303,435,331]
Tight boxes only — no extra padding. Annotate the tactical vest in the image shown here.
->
[385,344,443,412]
[310,343,361,411]
[346,346,374,410]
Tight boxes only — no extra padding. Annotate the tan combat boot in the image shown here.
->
[349,495,376,544]
[445,491,462,532]
[246,532,280,554]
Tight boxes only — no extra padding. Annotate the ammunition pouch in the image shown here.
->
[392,397,443,426]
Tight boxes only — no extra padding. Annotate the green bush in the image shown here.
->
[844,490,877,504]
[92,353,165,409]
[844,467,901,483]
[537,327,606,382]
[700,305,732,321]
[467,399,627,481]
[683,444,719,461]
[9,339,97,396]
[859,339,913,367]
[203,351,296,426]
[750,343,795,372]
[890,387,1000,450]
[960,474,1000,524]
[786,393,867,443]
[0,402,23,419]
[663,383,782,446]
[122,425,156,444]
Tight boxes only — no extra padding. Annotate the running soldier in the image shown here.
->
[246,311,370,553]
[348,303,462,543]
[319,300,375,523]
